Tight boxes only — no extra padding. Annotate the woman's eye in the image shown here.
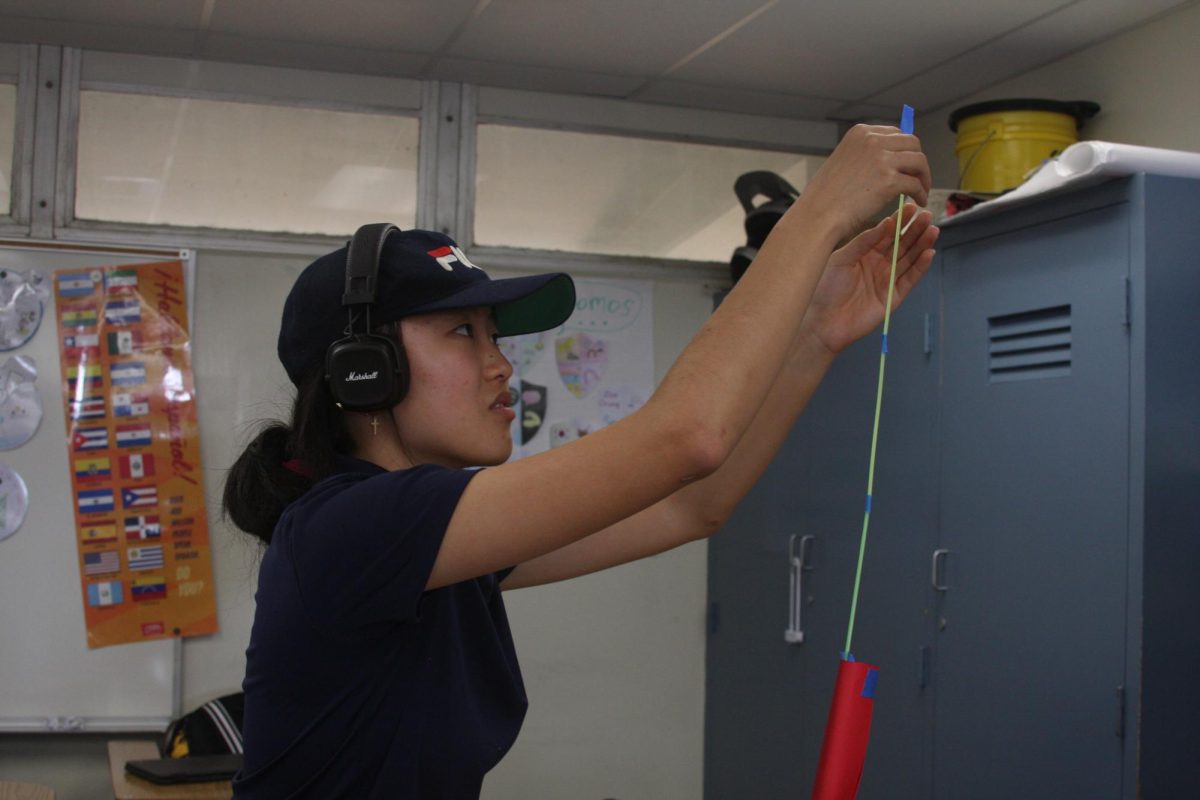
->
[454,323,472,337]
[490,333,501,345]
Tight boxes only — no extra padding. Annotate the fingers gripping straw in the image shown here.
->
[811,105,913,800]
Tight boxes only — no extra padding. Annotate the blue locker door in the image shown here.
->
[704,358,871,798]
[705,274,938,799]
[934,205,1130,799]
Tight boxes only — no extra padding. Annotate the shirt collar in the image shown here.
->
[331,454,388,476]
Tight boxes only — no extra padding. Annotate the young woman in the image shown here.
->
[223,124,938,798]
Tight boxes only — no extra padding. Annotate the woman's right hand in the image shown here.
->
[792,124,932,243]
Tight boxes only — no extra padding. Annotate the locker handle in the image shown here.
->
[931,548,952,592]
[785,535,815,644]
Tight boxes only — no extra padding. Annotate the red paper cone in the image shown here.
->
[811,657,879,800]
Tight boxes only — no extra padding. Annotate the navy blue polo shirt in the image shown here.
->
[234,457,527,799]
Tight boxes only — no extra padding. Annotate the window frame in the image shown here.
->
[0,43,35,236]
[7,44,842,281]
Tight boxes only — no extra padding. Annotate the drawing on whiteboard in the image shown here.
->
[517,380,546,445]
[499,331,548,376]
[555,333,608,399]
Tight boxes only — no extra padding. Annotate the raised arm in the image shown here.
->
[427,125,931,591]
[500,206,939,589]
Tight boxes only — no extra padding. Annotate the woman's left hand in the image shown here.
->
[801,203,939,356]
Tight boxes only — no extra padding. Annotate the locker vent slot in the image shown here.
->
[988,305,1071,382]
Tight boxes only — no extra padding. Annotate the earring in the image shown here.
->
[371,415,380,436]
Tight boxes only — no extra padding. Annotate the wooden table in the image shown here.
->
[107,741,232,800]
[0,782,55,800]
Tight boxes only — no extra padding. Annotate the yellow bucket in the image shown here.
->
[950,100,1099,194]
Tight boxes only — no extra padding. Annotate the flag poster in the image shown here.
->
[55,261,218,648]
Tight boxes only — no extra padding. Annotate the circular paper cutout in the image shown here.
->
[0,462,30,542]
[0,269,47,351]
[0,355,44,450]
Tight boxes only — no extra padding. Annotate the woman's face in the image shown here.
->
[391,307,516,468]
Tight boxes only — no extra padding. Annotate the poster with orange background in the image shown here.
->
[55,260,217,648]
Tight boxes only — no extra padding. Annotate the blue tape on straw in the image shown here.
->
[865,494,873,514]
[881,333,888,354]
[861,668,880,698]
[900,104,914,135]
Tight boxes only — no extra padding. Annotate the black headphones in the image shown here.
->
[730,171,799,285]
[324,223,410,411]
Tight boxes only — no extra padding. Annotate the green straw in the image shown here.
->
[843,194,906,655]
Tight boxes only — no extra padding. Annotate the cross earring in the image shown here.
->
[371,415,380,436]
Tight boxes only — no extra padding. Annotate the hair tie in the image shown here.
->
[282,459,314,479]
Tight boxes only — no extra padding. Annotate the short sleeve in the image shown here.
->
[282,464,478,631]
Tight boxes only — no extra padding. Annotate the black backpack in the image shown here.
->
[161,692,245,757]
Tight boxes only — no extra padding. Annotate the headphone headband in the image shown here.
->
[343,223,398,309]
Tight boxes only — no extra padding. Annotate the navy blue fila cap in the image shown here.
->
[278,228,575,386]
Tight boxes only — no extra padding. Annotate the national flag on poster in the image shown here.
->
[69,395,106,420]
[80,520,118,544]
[115,423,152,449]
[119,453,156,480]
[67,364,103,388]
[132,575,167,601]
[83,549,120,576]
[77,487,115,514]
[58,271,97,298]
[121,484,158,509]
[106,330,141,356]
[87,580,124,607]
[63,333,100,360]
[110,361,146,386]
[104,269,139,292]
[72,426,109,451]
[127,545,164,571]
[74,456,112,481]
[104,297,141,325]
[61,307,98,328]
[64,332,100,350]
[124,515,161,540]
[113,392,150,418]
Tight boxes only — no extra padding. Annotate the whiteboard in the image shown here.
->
[0,239,194,732]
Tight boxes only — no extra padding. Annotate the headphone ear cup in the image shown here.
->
[325,334,406,411]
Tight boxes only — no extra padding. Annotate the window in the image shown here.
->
[475,124,824,261]
[0,83,15,217]
[75,91,419,235]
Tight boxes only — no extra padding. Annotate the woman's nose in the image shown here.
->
[486,343,513,381]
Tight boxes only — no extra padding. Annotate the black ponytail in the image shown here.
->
[222,369,355,544]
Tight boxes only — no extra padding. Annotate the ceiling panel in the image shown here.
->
[667,0,1076,100]
[447,0,768,76]
[200,33,432,79]
[0,1,206,29]
[206,0,480,53]
[0,17,199,58]
[428,57,644,99]
[0,0,1189,124]
[633,79,844,120]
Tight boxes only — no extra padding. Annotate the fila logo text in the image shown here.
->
[427,245,481,272]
